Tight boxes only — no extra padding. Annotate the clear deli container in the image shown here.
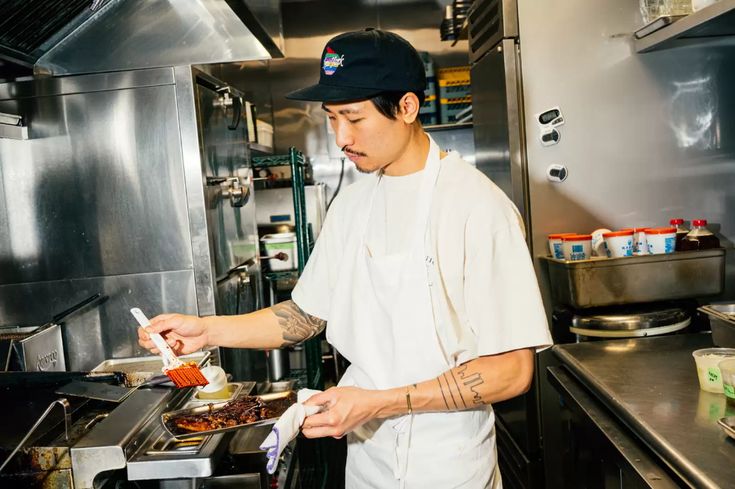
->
[719,358,735,405]
[692,348,735,393]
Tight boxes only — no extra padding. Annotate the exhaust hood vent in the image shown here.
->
[0,0,282,76]
[0,0,104,68]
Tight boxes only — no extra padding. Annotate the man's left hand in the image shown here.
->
[301,387,382,439]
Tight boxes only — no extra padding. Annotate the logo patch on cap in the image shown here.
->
[322,47,344,76]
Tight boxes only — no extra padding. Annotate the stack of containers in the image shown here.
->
[419,52,438,126]
[438,66,472,124]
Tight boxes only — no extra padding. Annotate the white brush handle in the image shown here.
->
[130,307,182,371]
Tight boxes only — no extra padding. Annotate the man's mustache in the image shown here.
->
[342,145,367,157]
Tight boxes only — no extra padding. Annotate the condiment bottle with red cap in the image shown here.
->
[682,219,720,250]
[669,218,689,251]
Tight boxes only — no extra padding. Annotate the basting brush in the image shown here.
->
[130,307,209,388]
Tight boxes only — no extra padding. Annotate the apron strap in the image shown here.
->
[409,136,442,249]
[392,414,413,486]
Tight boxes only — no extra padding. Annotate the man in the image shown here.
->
[139,29,551,488]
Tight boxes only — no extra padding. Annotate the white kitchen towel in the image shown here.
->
[259,388,322,474]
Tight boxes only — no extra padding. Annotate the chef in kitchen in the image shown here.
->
[139,28,552,489]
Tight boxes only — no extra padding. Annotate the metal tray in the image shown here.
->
[90,351,211,387]
[161,391,296,440]
[540,248,725,309]
[718,416,735,441]
[700,304,735,348]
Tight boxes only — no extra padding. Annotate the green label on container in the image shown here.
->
[708,367,721,383]
[725,384,735,399]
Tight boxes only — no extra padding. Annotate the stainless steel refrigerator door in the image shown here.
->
[194,78,259,281]
[471,38,530,237]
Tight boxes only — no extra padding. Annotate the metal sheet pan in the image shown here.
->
[161,391,295,440]
[90,351,211,386]
[700,304,735,348]
[540,248,725,308]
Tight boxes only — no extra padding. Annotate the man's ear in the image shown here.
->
[399,92,420,124]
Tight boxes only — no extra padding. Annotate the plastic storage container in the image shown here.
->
[260,232,297,271]
[719,358,735,405]
[693,348,735,393]
[640,0,692,23]
[548,233,575,259]
[603,230,634,258]
[646,227,676,254]
[562,234,592,261]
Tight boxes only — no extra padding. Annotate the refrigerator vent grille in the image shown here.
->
[0,0,91,58]
[468,0,508,63]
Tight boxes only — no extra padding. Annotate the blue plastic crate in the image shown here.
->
[440,102,471,124]
[420,113,438,126]
[439,84,471,100]
[421,96,437,114]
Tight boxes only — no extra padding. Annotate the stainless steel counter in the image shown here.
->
[553,334,735,489]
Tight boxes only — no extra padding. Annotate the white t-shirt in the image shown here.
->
[292,151,552,364]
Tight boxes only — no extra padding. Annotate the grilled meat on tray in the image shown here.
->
[169,396,284,433]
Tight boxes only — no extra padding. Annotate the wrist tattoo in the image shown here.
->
[456,364,486,405]
[272,300,326,347]
[437,377,451,410]
[436,365,488,412]
[449,371,468,408]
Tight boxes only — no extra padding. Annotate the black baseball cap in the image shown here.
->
[286,28,426,103]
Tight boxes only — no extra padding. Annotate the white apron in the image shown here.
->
[326,136,501,489]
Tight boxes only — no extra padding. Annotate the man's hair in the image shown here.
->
[370,91,426,120]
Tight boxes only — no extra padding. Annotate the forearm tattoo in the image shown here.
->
[271,300,326,347]
[437,364,487,410]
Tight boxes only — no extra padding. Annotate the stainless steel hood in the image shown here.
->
[0,0,283,76]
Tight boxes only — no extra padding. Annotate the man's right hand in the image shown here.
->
[137,314,209,356]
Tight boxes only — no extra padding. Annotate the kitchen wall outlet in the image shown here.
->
[547,164,568,182]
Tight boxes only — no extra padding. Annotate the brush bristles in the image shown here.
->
[166,364,209,388]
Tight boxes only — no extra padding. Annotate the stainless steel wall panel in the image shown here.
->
[0,83,192,285]
[0,67,175,101]
[174,66,217,317]
[0,270,197,371]
[518,0,735,299]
